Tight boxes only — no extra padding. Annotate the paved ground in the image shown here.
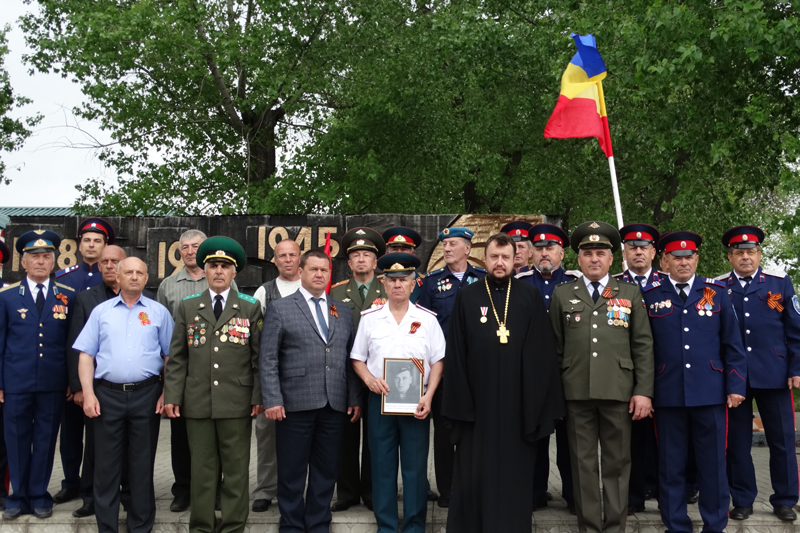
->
[32,417,792,530]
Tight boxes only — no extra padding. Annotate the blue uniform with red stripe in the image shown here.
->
[55,262,101,293]
[719,267,800,510]
[643,276,746,533]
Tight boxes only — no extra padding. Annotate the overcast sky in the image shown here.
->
[1,0,115,208]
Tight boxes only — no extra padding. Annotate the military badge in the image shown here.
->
[607,298,631,327]
[793,295,800,315]
[139,312,151,325]
[480,306,488,323]
[17,309,27,319]
[410,321,421,334]
[371,297,387,308]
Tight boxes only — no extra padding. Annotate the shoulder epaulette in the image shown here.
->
[238,293,258,304]
[425,268,444,276]
[612,272,624,278]
[702,278,725,287]
[415,303,437,316]
[361,305,383,315]
[763,269,787,278]
[473,266,487,272]
[657,270,669,276]
[564,269,583,278]
[0,281,20,293]
[556,279,576,287]
[515,270,534,279]
[55,265,79,277]
[182,292,202,301]
[714,273,730,281]
[620,279,638,285]
[642,282,660,292]
[416,272,426,279]
[330,279,349,289]
[54,282,75,292]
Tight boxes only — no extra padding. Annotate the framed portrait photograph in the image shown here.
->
[382,358,424,415]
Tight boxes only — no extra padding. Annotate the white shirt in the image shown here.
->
[734,270,755,288]
[27,277,50,301]
[668,275,696,298]
[630,268,652,286]
[208,287,231,310]
[298,286,329,339]
[351,303,445,391]
[583,274,609,295]
[253,278,302,313]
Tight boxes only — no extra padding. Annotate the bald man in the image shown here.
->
[252,238,302,512]
[74,257,173,533]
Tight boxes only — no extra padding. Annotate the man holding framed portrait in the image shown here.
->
[350,252,445,533]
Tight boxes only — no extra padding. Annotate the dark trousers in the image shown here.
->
[170,416,192,500]
[93,381,161,533]
[566,400,631,533]
[629,416,658,506]
[336,398,372,505]
[276,404,346,533]
[727,386,799,508]
[80,416,131,507]
[0,402,7,499]
[59,399,84,491]
[432,385,454,500]
[533,419,574,505]
[3,391,64,512]
[185,417,252,533]
[656,405,728,533]
[368,393,429,533]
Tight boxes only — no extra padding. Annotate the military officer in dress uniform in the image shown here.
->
[54,216,116,505]
[642,231,747,533]
[329,227,387,512]
[550,221,654,533]
[516,223,577,512]
[164,237,264,533]
[418,226,486,508]
[383,226,425,304]
[612,224,663,513]
[500,221,533,275]
[0,230,76,519]
[719,226,800,522]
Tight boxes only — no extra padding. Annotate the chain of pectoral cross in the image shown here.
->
[484,277,511,344]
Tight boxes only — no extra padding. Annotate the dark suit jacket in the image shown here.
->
[67,283,154,392]
[260,290,362,413]
[258,279,283,310]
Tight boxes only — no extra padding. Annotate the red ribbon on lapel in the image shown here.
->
[767,291,784,312]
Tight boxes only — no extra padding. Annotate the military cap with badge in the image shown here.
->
[500,221,532,242]
[197,236,247,271]
[529,223,570,248]
[341,227,386,257]
[570,220,621,253]
[16,229,62,254]
[78,217,116,244]
[383,227,421,251]
[377,253,421,278]
[619,224,659,247]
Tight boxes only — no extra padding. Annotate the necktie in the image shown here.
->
[591,281,601,303]
[359,285,368,303]
[742,275,753,288]
[635,276,646,287]
[311,297,329,342]
[36,284,45,315]
[214,295,223,320]
[676,283,689,302]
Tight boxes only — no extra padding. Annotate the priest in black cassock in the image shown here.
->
[441,232,566,533]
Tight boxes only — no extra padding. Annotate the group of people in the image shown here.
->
[0,215,797,533]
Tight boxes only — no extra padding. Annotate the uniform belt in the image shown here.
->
[95,375,161,392]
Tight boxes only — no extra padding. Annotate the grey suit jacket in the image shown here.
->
[259,290,361,413]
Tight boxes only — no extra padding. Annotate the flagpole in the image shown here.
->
[608,158,624,229]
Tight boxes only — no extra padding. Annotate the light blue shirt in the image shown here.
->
[73,294,174,384]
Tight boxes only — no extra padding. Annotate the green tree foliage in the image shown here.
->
[21,0,800,278]
[0,25,39,184]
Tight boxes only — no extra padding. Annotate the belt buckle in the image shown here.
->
[123,383,135,392]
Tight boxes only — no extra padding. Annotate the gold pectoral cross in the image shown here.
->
[496,324,510,344]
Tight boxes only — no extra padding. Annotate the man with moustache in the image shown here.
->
[157,229,237,512]
[642,231,747,533]
[260,249,362,533]
[516,223,577,512]
[164,237,263,533]
[418,226,486,508]
[351,252,445,533]
[500,221,534,275]
[250,238,302,513]
[718,226,800,522]
[55,217,116,505]
[74,257,173,533]
[0,230,76,520]
[612,224,664,513]
[550,221,654,533]
[442,233,564,532]
[329,227,386,512]
[67,245,133,518]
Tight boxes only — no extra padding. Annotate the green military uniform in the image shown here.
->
[549,221,654,533]
[164,237,263,533]
[330,277,387,332]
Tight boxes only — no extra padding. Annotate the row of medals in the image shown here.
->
[607,303,631,328]
[186,324,250,347]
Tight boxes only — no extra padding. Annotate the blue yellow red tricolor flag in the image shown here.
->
[544,33,613,158]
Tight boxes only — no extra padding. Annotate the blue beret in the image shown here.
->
[438,227,474,242]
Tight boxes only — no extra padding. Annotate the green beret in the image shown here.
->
[197,236,247,272]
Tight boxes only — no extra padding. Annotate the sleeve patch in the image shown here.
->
[792,295,800,316]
